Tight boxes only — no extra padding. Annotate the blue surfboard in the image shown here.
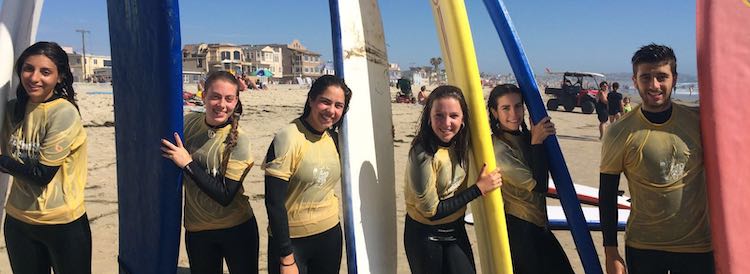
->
[106,0,184,273]
[480,0,603,273]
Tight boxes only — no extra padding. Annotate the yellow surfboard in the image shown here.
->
[428,0,513,273]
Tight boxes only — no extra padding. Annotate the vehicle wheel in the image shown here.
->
[581,100,595,114]
[563,100,575,112]
[546,99,559,111]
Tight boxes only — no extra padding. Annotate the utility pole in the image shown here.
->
[75,29,90,82]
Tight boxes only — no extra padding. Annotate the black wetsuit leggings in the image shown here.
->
[4,213,92,274]
[626,246,715,274]
[185,217,259,274]
[506,215,574,274]
[268,223,342,274]
[404,215,475,274]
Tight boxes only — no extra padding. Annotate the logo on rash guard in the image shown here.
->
[9,136,40,161]
[312,167,330,186]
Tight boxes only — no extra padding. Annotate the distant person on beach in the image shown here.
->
[608,82,624,123]
[0,42,91,273]
[599,44,712,274]
[404,85,502,274]
[622,97,632,113]
[487,84,574,274]
[263,75,351,274]
[161,71,259,273]
[397,77,413,98]
[596,81,610,140]
[417,85,429,105]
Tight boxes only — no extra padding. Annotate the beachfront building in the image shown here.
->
[93,67,112,83]
[249,40,323,83]
[388,63,402,86]
[182,43,209,74]
[286,40,322,83]
[321,60,335,75]
[204,43,252,75]
[64,46,112,82]
[402,66,430,86]
[242,45,283,79]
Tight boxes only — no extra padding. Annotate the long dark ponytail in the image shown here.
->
[203,70,243,176]
[13,42,78,124]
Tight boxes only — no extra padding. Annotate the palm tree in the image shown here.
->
[429,57,442,84]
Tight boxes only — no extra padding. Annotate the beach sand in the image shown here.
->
[0,83,631,273]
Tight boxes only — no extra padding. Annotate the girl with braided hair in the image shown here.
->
[161,70,258,273]
[0,41,90,273]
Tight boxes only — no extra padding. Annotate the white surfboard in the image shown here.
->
[0,0,45,228]
[465,206,629,231]
[330,0,397,273]
[547,179,631,209]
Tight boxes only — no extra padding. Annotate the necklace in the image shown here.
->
[207,129,216,139]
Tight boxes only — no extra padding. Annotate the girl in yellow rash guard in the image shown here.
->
[404,85,502,274]
[161,71,258,273]
[263,75,352,274]
[487,84,574,274]
[0,42,90,273]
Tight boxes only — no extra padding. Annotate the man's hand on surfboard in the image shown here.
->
[604,246,627,274]
[161,132,193,168]
[476,164,502,195]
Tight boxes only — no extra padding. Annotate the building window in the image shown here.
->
[304,56,309,61]
[234,51,241,60]
[104,60,112,67]
[221,51,230,60]
[94,59,98,65]
[197,59,203,68]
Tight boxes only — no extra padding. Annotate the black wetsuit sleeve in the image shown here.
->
[531,144,549,193]
[183,161,243,207]
[266,175,293,257]
[428,184,482,221]
[599,173,621,246]
[0,155,60,186]
[263,143,294,257]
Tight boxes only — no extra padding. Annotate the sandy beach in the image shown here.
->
[0,82,637,273]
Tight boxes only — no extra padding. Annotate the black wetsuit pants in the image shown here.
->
[506,215,574,274]
[626,246,715,274]
[185,217,259,274]
[4,213,92,274]
[268,223,342,274]
[404,215,476,274]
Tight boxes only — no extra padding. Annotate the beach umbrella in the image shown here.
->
[253,68,273,77]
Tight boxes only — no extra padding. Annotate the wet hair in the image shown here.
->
[301,74,352,131]
[631,43,677,76]
[204,70,243,176]
[410,85,471,167]
[612,82,619,90]
[486,84,530,146]
[13,41,78,123]
[599,81,609,89]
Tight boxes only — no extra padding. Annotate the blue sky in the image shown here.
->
[6,0,697,75]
